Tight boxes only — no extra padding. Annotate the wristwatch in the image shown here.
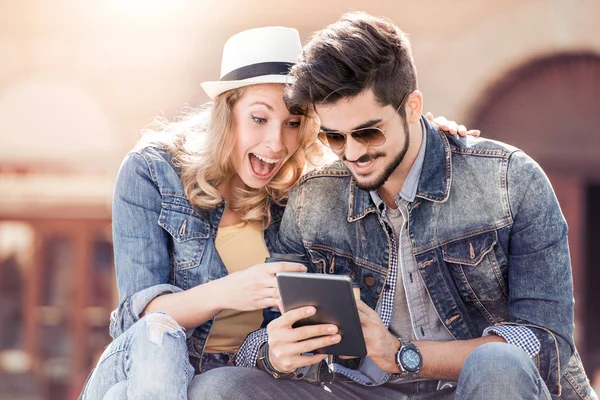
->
[395,338,423,376]
[257,343,296,379]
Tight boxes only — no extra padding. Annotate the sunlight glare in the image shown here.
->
[110,0,178,19]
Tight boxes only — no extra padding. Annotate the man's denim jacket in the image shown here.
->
[268,118,593,399]
[109,145,283,372]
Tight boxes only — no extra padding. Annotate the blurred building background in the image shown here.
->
[0,0,599,398]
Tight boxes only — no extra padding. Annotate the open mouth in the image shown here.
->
[249,153,282,179]
[348,156,378,174]
[355,159,375,168]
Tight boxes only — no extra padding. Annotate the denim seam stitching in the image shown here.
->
[413,223,511,255]
[304,243,387,275]
[563,369,590,400]
[135,147,189,200]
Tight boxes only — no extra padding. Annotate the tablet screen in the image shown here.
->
[276,272,367,357]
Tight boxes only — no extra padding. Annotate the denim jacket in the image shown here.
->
[270,117,593,399]
[109,145,283,371]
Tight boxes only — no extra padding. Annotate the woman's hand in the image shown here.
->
[219,262,307,311]
[143,261,306,330]
[426,112,480,137]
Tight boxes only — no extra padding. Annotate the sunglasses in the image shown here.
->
[317,95,408,151]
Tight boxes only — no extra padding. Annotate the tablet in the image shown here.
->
[276,272,367,357]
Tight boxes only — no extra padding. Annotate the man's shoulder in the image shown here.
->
[446,134,521,159]
[300,160,351,185]
[445,134,542,175]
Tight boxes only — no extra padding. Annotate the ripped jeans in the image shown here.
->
[79,313,196,400]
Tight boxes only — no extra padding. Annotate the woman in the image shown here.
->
[80,26,476,400]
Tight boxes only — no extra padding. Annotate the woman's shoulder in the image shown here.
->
[131,143,175,167]
[119,144,185,195]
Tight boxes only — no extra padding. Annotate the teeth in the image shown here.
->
[253,154,279,164]
[356,161,373,167]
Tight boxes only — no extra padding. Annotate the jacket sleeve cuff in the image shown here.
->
[483,325,541,358]
[234,328,313,380]
[111,284,189,338]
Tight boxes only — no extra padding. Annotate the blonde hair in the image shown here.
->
[138,86,321,229]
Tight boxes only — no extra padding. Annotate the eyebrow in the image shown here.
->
[250,101,274,111]
[320,118,383,132]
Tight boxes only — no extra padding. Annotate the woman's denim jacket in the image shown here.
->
[266,118,594,399]
[109,145,283,372]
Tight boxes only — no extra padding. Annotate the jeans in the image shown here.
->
[190,342,552,400]
[79,313,194,400]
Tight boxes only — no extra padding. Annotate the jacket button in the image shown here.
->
[365,277,376,287]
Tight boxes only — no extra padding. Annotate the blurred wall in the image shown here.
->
[3,0,598,212]
[0,0,599,398]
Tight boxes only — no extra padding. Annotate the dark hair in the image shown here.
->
[287,11,417,119]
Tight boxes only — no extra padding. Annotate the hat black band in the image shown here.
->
[220,61,294,81]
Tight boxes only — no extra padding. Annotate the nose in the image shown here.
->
[342,135,367,162]
[265,124,284,153]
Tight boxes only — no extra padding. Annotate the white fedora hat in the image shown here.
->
[201,26,302,99]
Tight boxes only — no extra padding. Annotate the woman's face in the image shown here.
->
[230,83,302,189]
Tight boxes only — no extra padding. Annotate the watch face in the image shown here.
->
[401,348,422,372]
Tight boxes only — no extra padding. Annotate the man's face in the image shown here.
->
[315,89,410,191]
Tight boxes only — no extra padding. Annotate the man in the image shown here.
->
[192,12,595,399]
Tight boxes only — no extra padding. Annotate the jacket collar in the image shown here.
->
[347,116,451,221]
[415,116,452,202]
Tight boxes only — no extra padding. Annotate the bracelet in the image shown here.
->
[258,343,297,379]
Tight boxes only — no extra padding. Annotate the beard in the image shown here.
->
[345,120,411,191]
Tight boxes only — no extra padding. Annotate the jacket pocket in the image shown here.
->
[158,202,210,270]
[442,230,507,302]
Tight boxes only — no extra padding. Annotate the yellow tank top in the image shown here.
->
[203,222,269,353]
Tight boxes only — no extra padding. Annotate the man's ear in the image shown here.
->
[405,90,423,124]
